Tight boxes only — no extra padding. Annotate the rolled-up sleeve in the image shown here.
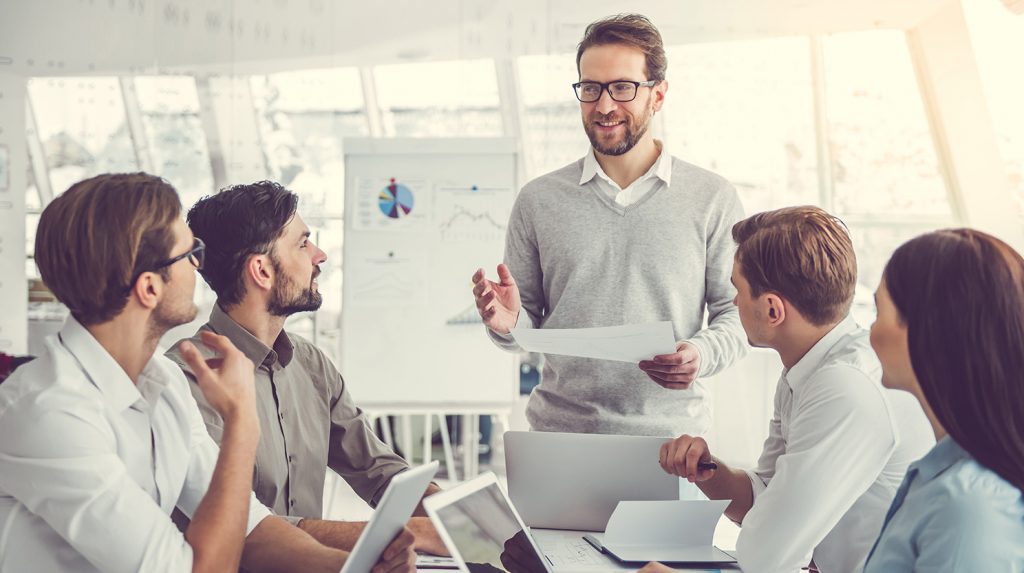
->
[0,402,195,573]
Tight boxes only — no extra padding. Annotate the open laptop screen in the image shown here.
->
[432,482,549,573]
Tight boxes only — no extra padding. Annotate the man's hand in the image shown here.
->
[659,435,716,483]
[179,331,257,425]
[372,527,416,573]
[471,264,522,334]
[407,516,449,556]
[637,562,677,573]
[639,341,701,389]
[499,530,547,573]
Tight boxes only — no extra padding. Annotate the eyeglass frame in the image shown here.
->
[571,79,660,103]
[122,237,206,295]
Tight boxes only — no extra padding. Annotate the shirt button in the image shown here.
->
[290,498,296,507]
[288,454,296,463]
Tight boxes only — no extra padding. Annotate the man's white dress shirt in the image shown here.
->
[736,316,934,573]
[580,139,673,207]
[0,317,271,572]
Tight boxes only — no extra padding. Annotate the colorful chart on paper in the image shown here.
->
[378,179,415,219]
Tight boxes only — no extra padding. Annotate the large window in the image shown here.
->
[133,76,216,210]
[251,67,367,215]
[517,53,590,179]
[27,77,138,195]
[662,37,820,215]
[375,59,503,138]
[964,0,1024,216]
[822,31,955,321]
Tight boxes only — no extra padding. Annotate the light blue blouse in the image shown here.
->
[863,436,1024,572]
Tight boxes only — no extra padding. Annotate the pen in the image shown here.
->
[697,461,718,471]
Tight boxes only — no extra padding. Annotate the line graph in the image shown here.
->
[434,184,513,243]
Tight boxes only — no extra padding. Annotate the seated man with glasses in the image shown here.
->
[471,14,746,438]
[0,173,414,572]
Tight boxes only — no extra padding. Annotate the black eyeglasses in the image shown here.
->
[572,80,659,103]
[122,237,205,295]
[157,237,206,272]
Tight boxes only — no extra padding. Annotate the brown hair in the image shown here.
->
[732,206,857,326]
[576,14,667,81]
[883,229,1024,491]
[35,173,181,325]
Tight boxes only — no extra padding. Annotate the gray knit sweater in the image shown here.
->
[489,156,747,436]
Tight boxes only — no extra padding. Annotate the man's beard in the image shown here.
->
[268,261,323,317]
[583,95,653,156]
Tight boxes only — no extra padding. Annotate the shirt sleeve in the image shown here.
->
[736,366,897,573]
[744,378,789,499]
[172,376,272,536]
[487,190,543,352]
[323,359,410,507]
[0,399,195,573]
[684,185,748,378]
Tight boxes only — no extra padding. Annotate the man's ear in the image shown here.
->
[245,254,275,293]
[130,272,163,311]
[765,293,787,327]
[652,79,668,112]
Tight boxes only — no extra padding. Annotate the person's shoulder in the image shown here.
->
[163,326,216,376]
[821,328,882,381]
[286,331,336,371]
[668,156,736,192]
[935,458,1024,513]
[520,158,586,197]
[0,340,109,452]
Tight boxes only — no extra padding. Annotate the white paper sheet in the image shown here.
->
[603,500,730,548]
[510,322,677,363]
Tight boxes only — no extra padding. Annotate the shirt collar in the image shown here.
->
[912,436,971,482]
[208,304,295,369]
[57,315,145,413]
[783,315,860,391]
[579,139,672,188]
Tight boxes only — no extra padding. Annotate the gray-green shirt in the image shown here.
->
[166,305,409,523]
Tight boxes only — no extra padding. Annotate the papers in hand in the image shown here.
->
[510,321,677,363]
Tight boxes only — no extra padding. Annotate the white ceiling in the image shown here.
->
[0,0,955,76]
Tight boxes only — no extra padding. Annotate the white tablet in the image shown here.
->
[340,460,439,573]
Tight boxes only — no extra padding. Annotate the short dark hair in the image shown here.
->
[884,229,1024,492]
[732,206,857,326]
[187,181,298,308]
[576,14,667,82]
[35,173,181,325]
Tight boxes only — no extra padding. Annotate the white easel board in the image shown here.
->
[340,138,518,406]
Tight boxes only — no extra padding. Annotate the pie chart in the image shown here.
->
[378,178,415,219]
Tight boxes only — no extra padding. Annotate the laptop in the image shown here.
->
[423,472,559,572]
[340,460,439,573]
[504,431,680,531]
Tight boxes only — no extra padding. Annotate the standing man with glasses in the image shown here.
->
[0,173,382,572]
[471,14,746,437]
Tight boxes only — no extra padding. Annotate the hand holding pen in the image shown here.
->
[658,434,718,482]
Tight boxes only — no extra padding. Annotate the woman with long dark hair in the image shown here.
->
[865,228,1024,571]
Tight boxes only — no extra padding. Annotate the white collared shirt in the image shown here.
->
[736,316,934,573]
[580,139,672,207]
[0,316,272,573]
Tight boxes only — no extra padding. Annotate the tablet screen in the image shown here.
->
[432,483,548,573]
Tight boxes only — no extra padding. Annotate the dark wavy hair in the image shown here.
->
[884,228,1024,491]
[187,181,298,308]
